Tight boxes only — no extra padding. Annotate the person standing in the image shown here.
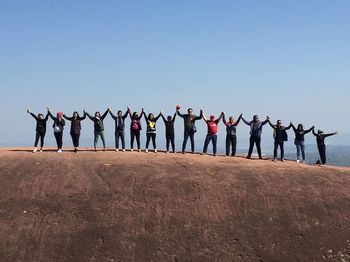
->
[27,109,49,153]
[160,110,177,153]
[177,106,203,154]
[109,108,128,152]
[201,112,224,156]
[291,123,314,163]
[268,119,292,162]
[128,107,144,152]
[312,129,337,165]
[142,111,161,153]
[48,108,66,153]
[222,113,242,156]
[63,111,86,153]
[85,109,109,151]
[242,115,269,159]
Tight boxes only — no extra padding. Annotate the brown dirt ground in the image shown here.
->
[0,148,350,262]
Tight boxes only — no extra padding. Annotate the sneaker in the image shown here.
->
[272,158,277,161]
[281,159,285,162]
[74,148,78,153]
[57,149,62,153]
[39,149,43,152]
[32,148,37,153]
[145,149,148,153]
[122,149,125,152]
[130,149,133,152]
[246,155,251,159]
[154,149,157,153]
[166,151,170,154]
[296,160,300,163]
[115,148,119,152]
[138,149,141,152]
[213,154,217,156]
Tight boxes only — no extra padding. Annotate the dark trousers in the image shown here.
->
[317,144,326,164]
[248,136,262,158]
[146,133,156,149]
[274,140,284,159]
[71,133,80,148]
[166,133,175,152]
[182,129,195,153]
[34,131,45,148]
[226,135,237,156]
[115,130,125,149]
[54,131,63,149]
[131,130,140,149]
[295,140,305,160]
[203,134,217,155]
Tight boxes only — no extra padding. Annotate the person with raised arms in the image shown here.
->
[222,113,242,157]
[27,109,49,153]
[109,107,129,152]
[241,114,269,159]
[128,107,144,152]
[63,110,86,153]
[268,119,292,162]
[160,109,177,153]
[48,108,66,153]
[312,129,337,165]
[201,111,224,156]
[84,109,109,151]
[177,106,203,154]
[290,123,314,163]
[142,110,161,153]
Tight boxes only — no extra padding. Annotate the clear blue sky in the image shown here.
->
[0,0,349,146]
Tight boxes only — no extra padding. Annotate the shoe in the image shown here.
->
[130,149,133,152]
[145,149,148,153]
[296,160,300,163]
[281,159,285,162]
[115,148,119,152]
[154,149,157,153]
[39,149,43,152]
[57,149,62,153]
[122,149,125,152]
[182,151,185,154]
[103,148,106,151]
[259,156,263,159]
[138,149,141,152]
[166,151,169,154]
[172,150,176,154]
[213,154,217,156]
[246,156,251,159]
[32,148,37,153]
[74,148,78,153]
[273,158,277,161]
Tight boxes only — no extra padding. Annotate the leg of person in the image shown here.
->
[296,141,301,161]
[121,131,125,150]
[94,130,99,150]
[170,133,175,152]
[40,132,45,150]
[300,141,306,162]
[100,131,106,150]
[130,131,135,150]
[273,140,278,160]
[190,131,195,153]
[151,133,156,151]
[212,135,217,156]
[115,132,119,150]
[76,134,80,148]
[34,132,40,148]
[54,132,60,150]
[247,136,254,158]
[280,141,284,161]
[136,131,141,150]
[145,133,151,150]
[166,133,170,152]
[225,135,230,156]
[182,130,189,153]
[232,136,237,156]
[71,133,75,147]
[319,144,326,164]
[203,134,211,154]
[256,136,262,159]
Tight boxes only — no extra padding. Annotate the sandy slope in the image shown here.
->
[0,148,350,262]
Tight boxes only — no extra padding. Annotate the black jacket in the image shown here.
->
[110,111,128,132]
[86,110,109,132]
[30,113,49,133]
[63,113,86,135]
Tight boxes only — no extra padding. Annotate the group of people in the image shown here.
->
[27,106,337,165]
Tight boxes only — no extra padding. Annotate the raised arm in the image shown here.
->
[304,126,314,134]
[222,113,227,125]
[122,109,129,120]
[109,108,117,120]
[47,109,57,121]
[267,119,275,129]
[312,129,318,136]
[101,109,109,120]
[154,113,161,122]
[262,116,270,126]
[234,114,243,126]
[28,110,39,121]
[138,108,144,120]
[63,114,73,121]
[194,110,203,120]
[284,122,292,130]
[290,123,297,132]
[79,112,86,121]
[177,110,185,118]
[201,111,208,122]
[241,116,251,126]
[324,131,337,138]
[215,112,224,124]
[85,111,94,121]
[171,111,177,122]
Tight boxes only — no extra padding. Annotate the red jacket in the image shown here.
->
[206,120,218,135]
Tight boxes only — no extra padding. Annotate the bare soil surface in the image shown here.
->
[0,148,350,262]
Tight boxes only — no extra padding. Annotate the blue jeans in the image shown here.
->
[203,134,217,155]
[295,140,305,161]
[115,130,125,149]
[182,129,195,153]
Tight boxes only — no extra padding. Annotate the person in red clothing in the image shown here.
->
[201,111,224,156]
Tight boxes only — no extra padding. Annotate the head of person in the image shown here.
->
[117,110,122,117]
[210,115,215,122]
[95,112,101,118]
[229,116,234,123]
[38,113,44,120]
[253,115,259,122]
[57,112,63,120]
[132,112,138,119]
[187,108,193,116]
[297,124,304,131]
[73,111,79,119]
[148,113,154,120]
[167,115,172,121]
[277,120,282,127]
[318,129,323,134]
